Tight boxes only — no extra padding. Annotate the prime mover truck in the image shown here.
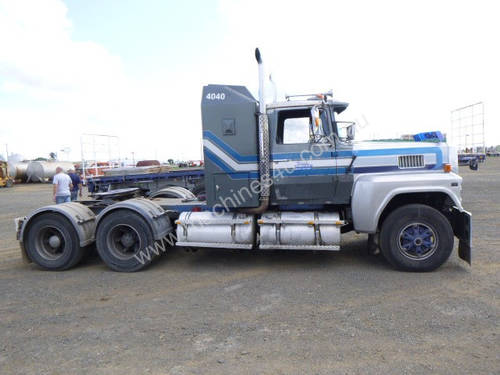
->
[15,49,471,272]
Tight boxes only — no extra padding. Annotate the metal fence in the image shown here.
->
[450,102,485,153]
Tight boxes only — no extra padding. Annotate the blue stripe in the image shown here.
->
[204,148,259,179]
[204,147,337,179]
[206,148,440,178]
[336,147,443,170]
[335,147,441,157]
[204,132,444,175]
[349,164,437,174]
[204,131,333,161]
[272,167,336,177]
[205,131,442,168]
[271,151,333,161]
[203,131,258,162]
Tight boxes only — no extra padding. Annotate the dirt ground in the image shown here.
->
[0,161,499,375]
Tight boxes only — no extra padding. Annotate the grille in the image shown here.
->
[398,154,424,169]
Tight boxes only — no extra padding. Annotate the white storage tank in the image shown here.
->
[26,161,74,182]
[8,161,28,181]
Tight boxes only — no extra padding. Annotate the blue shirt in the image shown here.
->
[68,173,81,192]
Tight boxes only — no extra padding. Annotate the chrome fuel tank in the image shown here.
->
[258,211,342,250]
[176,212,255,249]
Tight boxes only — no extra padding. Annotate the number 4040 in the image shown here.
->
[206,92,226,100]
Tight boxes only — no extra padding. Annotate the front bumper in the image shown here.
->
[451,207,472,264]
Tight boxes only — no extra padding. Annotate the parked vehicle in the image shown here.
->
[0,161,14,188]
[15,49,471,272]
[86,167,204,196]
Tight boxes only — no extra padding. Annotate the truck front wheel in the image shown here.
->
[379,204,454,272]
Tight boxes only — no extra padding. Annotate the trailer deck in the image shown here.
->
[86,167,204,194]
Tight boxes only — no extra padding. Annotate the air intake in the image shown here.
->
[398,155,424,169]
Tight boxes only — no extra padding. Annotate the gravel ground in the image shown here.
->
[0,161,499,374]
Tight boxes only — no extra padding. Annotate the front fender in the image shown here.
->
[351,172,463,233]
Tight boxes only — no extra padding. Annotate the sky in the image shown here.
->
[0,0,499,162]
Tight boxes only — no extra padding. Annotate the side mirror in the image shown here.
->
[310,106,321,128]
[309,106,322,142]
[346,123,356,141]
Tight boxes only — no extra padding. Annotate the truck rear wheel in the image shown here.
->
[25,213,85,270]
[96,210,157,272]
[380,204,454,272]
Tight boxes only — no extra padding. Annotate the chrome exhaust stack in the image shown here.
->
[243,48,270,214]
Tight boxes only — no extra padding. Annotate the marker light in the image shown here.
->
[443,163,452,173]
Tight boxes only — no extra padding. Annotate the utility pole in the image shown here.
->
[80,136,86,182]
[5,144,8,161]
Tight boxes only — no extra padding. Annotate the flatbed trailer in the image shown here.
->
[458,153,486,165]
[86,167,204,196]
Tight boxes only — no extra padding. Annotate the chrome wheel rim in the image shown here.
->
[398,223,438,260]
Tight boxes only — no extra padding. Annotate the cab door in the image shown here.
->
[269,106,336,205]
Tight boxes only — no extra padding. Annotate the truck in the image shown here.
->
[15,49,471,272]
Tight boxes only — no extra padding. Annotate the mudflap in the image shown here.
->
[451,207,472,265]
[15,217,32,264]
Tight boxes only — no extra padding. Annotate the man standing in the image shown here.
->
[52,167,73,204]
[68,169,82,201]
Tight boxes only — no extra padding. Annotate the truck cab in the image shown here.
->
[266,98,353,206]
[201,85,355,210]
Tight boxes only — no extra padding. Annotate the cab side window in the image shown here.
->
[276,108,326,144]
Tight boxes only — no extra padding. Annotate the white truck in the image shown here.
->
[15,49,471,272]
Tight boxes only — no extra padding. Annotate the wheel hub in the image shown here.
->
[398,223,438,260]
[36,226,66,260]
[48,235,61,249]
[120,233,135,248]
[107,224,142,260]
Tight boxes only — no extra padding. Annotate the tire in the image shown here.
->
[25,213,85,270]
[6,179,13,188]
[96,210,157,272]
[379,204,454,272]
[469,158,479,170]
